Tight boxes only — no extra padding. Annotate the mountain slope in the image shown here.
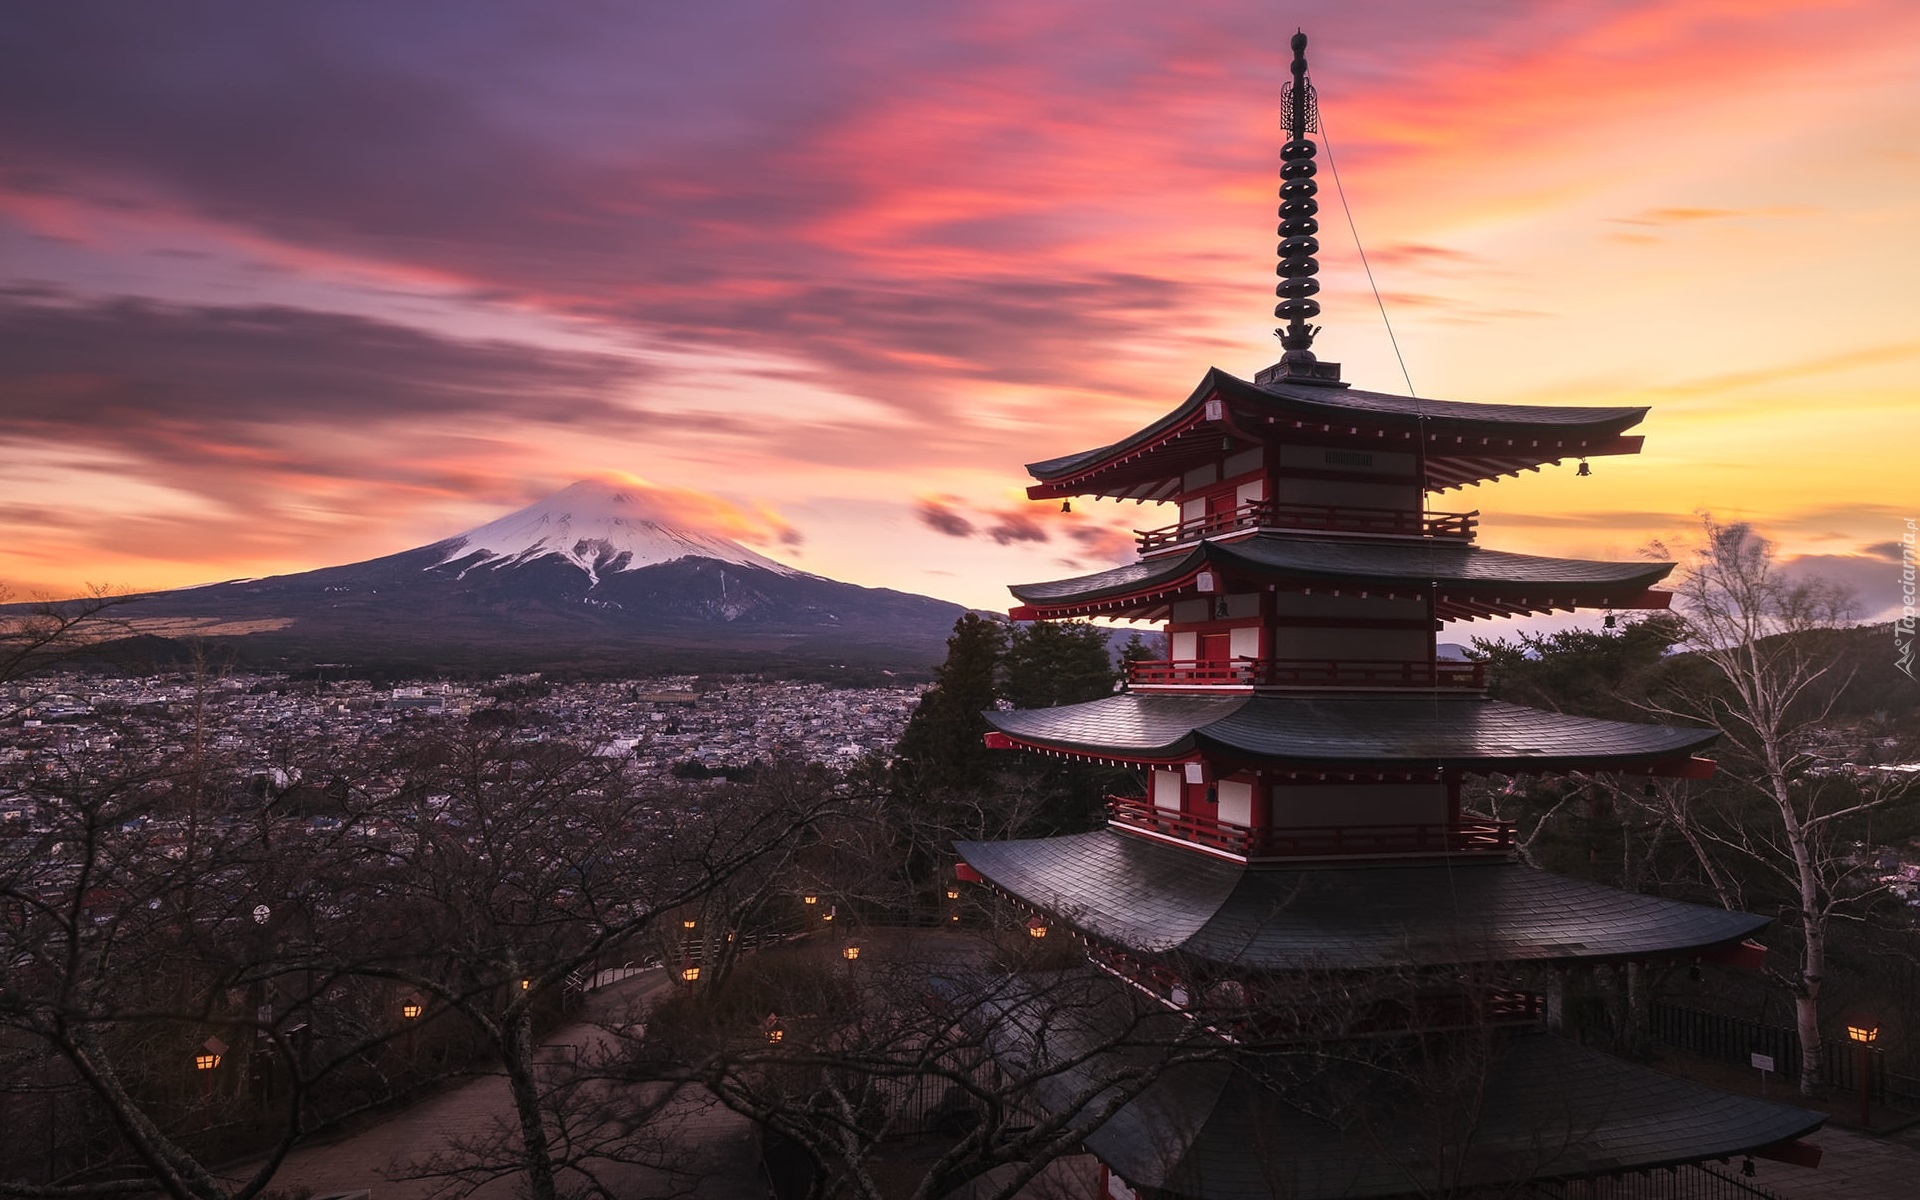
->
[99,482,974,674]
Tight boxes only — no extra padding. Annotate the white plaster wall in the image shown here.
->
[1217,780,1254,825]
[1152,770,1183,810]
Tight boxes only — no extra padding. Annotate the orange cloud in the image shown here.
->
[570,470,802,549]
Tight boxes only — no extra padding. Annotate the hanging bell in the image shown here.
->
[1576,460,1591,477]
[1061,500,1072,514]
[1603,612,1616,630]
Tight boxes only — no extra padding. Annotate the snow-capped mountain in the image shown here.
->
[96,481,972,674]
[432,480,804,585]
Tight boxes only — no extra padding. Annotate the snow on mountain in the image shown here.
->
[431,480,804,585]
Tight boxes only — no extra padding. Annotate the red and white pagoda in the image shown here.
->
[954,31,1826,1200]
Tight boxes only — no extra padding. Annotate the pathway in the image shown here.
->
[223,969,762,1200]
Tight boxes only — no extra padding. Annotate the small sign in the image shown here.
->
[1750,1052,1775,1073]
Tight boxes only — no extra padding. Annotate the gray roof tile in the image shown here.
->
[954,829,1768,968]
[986,693,1718,769]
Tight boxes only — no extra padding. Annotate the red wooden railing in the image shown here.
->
[1134,501,1477,552]
[1106,794,1515,859]
[1126,658,1486,689]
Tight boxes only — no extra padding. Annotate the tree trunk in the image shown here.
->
[503,1014,560,1200]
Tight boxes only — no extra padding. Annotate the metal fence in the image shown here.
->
[1647,1001,1886,1099]
[1522,1162,1787,1199]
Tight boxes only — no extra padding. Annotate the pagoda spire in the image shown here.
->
[1274,29,1326,375]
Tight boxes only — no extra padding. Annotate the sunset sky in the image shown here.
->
[2,1,1914,633]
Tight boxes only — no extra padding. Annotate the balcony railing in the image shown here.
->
[1126,658,1486,690]
[1134,502,1477,553]
[1106,794,1515,859]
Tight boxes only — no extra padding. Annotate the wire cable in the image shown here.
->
[1317,117,1417,400]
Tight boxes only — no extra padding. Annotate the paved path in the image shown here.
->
[225,970,762,1200]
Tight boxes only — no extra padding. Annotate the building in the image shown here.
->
[954,31,1826,1200]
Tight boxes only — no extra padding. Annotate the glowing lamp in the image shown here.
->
[195,1053,221,1071]
[842,945,860,961]
[682,918,697,930]
[802,894,818,906]
[520,979,530,991]
[402,1002,423,1020]
[1026,918,1048,939]
[945,888,960,900]
[680,965,700,983]
[1847,1020,1880,1044]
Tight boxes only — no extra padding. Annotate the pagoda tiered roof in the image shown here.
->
[955,829,1763,970]
[982,693,1717,774]
[1024,369,1649,499]
[979,981,1824,1200]
[1007,532,1673,621]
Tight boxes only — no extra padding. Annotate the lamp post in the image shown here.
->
[1845,1016,1879,1127]
[401,996,422,1062]
[196,1036,226,1129]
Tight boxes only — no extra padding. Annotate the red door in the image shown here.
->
[1206,489,1238,534]
[1197,632,1230,679]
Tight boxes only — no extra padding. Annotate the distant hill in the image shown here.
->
[45,481,976,678]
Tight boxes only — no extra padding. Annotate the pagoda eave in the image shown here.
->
[954,830,1772,970]
[1024,370,1651,499]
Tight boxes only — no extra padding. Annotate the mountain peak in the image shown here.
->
[433,479,802,585]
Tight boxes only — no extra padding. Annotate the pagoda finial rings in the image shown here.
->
[1280,139,1317,161]
[1278,178,1317,200]
[1278,198,1319,220]
[1275,297,1321,320]
[1278,235,1319,256]
[1275,277,1320,299]
[1279,159,1316,180]
[1276,257,1319,279]
[1278,217,1319,238]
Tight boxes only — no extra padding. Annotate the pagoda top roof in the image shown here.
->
[1008,532,1671,621]
[1025,369,1649,498]
[983,692,1716,772]
[954,829,1763,970]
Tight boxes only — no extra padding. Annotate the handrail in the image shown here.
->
[1134,501,1477,552]
[1127,658,1485,689]
[1106,794,1514,858]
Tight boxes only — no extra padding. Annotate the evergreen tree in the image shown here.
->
[1002,619,1119,709]
[890,613,1006,797]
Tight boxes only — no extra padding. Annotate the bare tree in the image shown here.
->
[0,741,411,1200]
[1649,516,1893,1094]
[624,925,1216,1200]
[0,586,137,705]
[323,734,847,1200]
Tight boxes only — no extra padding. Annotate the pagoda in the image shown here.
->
[953,32,1827,1200]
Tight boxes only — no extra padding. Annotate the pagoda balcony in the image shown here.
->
[1134,501,1477,553]
[1126,657,1486,690]
[1106,794,1515,860]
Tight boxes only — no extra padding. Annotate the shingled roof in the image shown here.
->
[1086,1028,1821,1199]
[983,693,1717,772]
[1008,532,1672,620]
[954,829,1765,969]
[1024,368,1649,498]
